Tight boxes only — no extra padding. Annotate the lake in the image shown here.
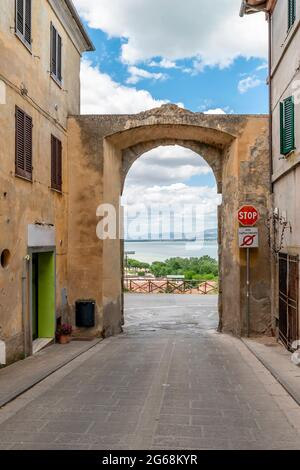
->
[124,240,218,263]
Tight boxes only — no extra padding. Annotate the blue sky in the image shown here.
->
[83,28,268,115]
[73,0,268,240]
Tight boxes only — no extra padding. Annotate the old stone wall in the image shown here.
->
[67,105,271,338]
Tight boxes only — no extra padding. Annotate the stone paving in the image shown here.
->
[0,294,300,450]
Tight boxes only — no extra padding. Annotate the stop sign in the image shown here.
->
[238,205,259,227]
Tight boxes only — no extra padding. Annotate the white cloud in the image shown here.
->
[122,146,220,238]
[238,75,263,94]
[149,59,178,69]
[74,0,267,69]
[126,66,168,84]
[80,59,169,114]
[123,183,220,237]
[204,108,226,115]
[125,146,213,187]
[256,63,268,71]
[124,182,219,211]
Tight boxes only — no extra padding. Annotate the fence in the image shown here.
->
[123,278,218,295]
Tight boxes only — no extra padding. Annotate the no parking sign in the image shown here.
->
[239,227,259,249]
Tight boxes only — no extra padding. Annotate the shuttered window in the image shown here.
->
[280,97,295,156]
[15,0,31,47]
[50,24,62,83]
[288,0,296,30]
[15,107,33,180]
[51,135,62,192]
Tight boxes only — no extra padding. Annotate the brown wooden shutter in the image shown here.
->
[15,106,32,180]
[51,24,57,76]
[51,135,62,192]
[51,135,56,188]
[57,34,62,82]
[16,107,25,174]
[57,139,62,191]
[24,114,32,175]
[24,0,31,44]
[16,0,24,35]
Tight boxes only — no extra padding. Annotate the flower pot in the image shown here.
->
[58,335,71,345]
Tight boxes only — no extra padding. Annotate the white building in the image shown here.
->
[241,0,300,349]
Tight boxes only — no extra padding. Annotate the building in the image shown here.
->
[0,0,94,364]
[0,0,274,367]
[241,0,300,350]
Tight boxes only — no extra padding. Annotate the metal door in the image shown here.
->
[279,253,299,350]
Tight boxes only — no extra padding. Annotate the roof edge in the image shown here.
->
[65,0,95,51]
[239,0,271,16]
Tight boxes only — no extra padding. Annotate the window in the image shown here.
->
[280,96,295,156]
[288,0,296,31]
[15,0,32,47]
[50,24,62,84]
[51,135,62,192]
[15,106,32,180]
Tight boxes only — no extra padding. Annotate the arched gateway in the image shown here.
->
[68,105,271,338]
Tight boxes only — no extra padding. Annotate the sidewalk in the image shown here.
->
[0,339,102,408]
[243,336,300,406]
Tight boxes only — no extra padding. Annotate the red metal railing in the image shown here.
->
[123,278,218,295]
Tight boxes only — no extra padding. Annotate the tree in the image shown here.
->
[148,256,218,279]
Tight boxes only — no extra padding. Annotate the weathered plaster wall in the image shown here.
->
[67,105,271,338]
[270,1,300,329]
[0,0,84,363]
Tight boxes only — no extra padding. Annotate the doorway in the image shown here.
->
[31,251,55,345]
[278,253,299,350]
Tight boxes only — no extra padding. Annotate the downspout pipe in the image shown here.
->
[268,12,273,192]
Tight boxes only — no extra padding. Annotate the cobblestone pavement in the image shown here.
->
[1,294,300,450]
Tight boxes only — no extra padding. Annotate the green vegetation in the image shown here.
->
[127,256,218,280]
[127,259,150,270]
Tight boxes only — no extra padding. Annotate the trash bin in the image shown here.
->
[75,300,95,327]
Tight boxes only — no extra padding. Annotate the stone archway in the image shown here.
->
[67,104,271,338]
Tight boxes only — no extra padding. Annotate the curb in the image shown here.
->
[0,338,104,409]
[241,338,300,407]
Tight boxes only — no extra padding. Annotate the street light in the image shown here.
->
[124,251,135,274]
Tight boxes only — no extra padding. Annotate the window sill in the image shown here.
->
[15,173,33,183]
[50,73,63,89]
[280,149,296,159]
[15,31,32,54]
[50,187,63,195]
[286,23,296,38]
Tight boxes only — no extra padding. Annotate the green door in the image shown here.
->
[31,252,55,339]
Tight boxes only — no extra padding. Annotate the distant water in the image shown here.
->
[125,240,218,263]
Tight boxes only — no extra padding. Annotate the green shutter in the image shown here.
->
[280,97,295,156]
[288,0,296,31]
[280,102,285,155]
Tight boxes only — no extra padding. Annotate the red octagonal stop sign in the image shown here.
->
[238,205,259,227]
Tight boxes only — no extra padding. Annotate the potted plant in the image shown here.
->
[56,323,73,344]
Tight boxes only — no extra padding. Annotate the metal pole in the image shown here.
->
[246,248,250,337]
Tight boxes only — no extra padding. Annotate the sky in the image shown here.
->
[73,0,268,240]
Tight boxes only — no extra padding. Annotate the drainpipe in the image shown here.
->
[268,12,273,193]
[22,255,30,358]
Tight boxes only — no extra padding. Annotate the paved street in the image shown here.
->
[1,294,300,449]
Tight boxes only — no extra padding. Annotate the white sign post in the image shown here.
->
[238,215,260,338]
